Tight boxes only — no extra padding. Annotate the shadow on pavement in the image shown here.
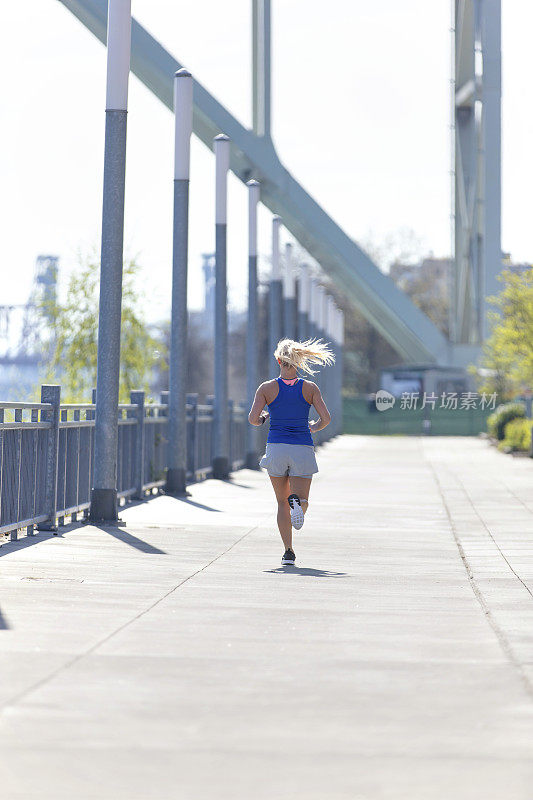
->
[223,479,254,490]
[174,496,222,512]
[0,608,10,629]
[92,525,167,555]
[125,494,222,513]
[0,531,64,558]
[264,566,348,578]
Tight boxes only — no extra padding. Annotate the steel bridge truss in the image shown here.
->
[452,0,501,345]
[58,0,501,365]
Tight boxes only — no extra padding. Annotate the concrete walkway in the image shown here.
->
[1,436,533,799]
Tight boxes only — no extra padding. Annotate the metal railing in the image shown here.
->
[0,386,248,542]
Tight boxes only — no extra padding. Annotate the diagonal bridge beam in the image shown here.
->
[58,0,450,364]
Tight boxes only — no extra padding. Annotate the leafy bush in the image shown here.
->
[500,417,533,453]
[487,402,525,440]
[477,268,533,398]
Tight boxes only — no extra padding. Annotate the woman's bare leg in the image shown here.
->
[269,475,292,550]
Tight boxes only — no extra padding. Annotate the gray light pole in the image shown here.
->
[213,134,230,479]
[283,242,296,340]
[90,0,131,522]
[298,263,310,341]
[337,308,344,436]
[246,180,260,469]
[166,69,193,495]
[308,279,318,340]
[268,216,282,377]
[315,284,326,395]
[316,285,325,340]
[327,295,337,435]
[322,292,331,416]
[335,300,343,436]
[252,0,271,140]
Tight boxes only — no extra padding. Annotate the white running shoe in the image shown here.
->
[288,494,305,530]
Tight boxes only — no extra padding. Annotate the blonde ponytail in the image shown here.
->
[274,338,335,376]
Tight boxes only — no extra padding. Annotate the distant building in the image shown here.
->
[389,256,451,296]
[390,253,531,291]
[389,252,532,340]
[190,254,246,340]
[389,256,451,336]
[0,255,59,399]
[502,252,532,275]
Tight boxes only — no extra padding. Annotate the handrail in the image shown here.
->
[0,386,252,545]
[0,386,331,546]
[0,401,53,410]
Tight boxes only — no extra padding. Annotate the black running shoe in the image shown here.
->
[281,548,296,566]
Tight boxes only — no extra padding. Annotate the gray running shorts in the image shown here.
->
[259,443,318,477]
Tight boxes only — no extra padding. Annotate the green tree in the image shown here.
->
[43,251,166,402]
[477,268,533,399]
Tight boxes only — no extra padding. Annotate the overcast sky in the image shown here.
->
[0,0,531,319]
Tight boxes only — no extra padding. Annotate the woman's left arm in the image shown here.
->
[248,384,269,426]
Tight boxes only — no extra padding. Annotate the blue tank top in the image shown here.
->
[267,378,313,446]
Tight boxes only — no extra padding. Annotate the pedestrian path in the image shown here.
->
[1,436,533,799]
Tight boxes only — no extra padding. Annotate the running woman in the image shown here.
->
[248,338,335,566]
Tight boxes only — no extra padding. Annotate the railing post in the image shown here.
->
[71,407,81,521]
[38,385,61,531]
[167,68,193,495]
[228,398,234,470]
[90,0,132,523]
[186,393,198,480]
[11,407,23,542]
[159,389,169,439]
[130,390,145,500]
[28,407,39,535]
[206,394,215,469]
[57,407,68,524]
[158,391,169,495]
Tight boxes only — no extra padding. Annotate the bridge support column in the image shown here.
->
[268,216,282,377]
[90,0,131,522]
[167,69,193,495]
[212,134,230,480]
[246,180,260,469]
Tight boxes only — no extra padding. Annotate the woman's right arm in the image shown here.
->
[308,382,331,433]
[248,384,269,426]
